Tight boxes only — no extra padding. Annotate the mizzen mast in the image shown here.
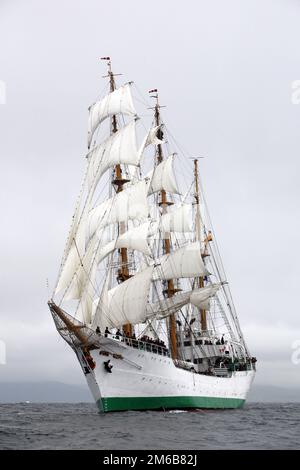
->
[194,158,208,333]
[150,89,177,359]
[102,57,132,337]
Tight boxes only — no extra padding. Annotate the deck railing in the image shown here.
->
[105,333,170,357]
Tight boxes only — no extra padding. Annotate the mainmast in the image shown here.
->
[150,89,177,359]
[194,159,207,332]
[102,57,132,337]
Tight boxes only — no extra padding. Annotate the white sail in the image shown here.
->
[64,236,98,300]
[138,125,164,159]
[87,180,149,239]
[97,266,154,330]
[87,83,136,148]
[146,291,191,318]
[148,154,180,195]
[160,204,193,233]
[76,284,93,324]
[153,241,209,280]
[146,285,219,319]
[115,220,154,256]
[67,238,116,301]
[87,119,139,190]
[190,284,219,308]
[55,221,86,295]
[65,219,156,301]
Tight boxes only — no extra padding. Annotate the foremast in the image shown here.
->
[151,89,177,359]
[102,57,132,338]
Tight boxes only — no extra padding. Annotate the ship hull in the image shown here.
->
[77,337,255,413]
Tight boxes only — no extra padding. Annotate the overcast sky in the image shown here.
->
[0,0,300,394]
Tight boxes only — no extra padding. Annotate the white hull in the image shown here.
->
[76,336,255,412]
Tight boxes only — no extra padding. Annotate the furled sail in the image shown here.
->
[160,204,193,233]
[148,154,180,195]
[87,83,136,148]
[87,119,139,190]
[96,266,154,330]
[87,180,149,239]
[153,241,209,280]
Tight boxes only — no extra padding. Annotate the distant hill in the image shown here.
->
[0,381,299,403]
[0,381,93,403]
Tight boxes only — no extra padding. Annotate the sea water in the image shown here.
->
[0,402,299,450]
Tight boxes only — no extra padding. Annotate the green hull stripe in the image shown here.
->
[98,396,245,412]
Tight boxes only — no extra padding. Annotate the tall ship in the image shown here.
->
[48,58,256,412]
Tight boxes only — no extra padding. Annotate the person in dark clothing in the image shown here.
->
[104,360,113,373]
[115,328,122,339]
[96,326,101,335]
[105,327,111,337]
[221,335,225,345]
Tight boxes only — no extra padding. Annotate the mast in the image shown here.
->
[102,57,132,337]
[194,159,207,333]
[151,89,177,359]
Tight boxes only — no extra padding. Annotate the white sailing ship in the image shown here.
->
[48,58,256,412]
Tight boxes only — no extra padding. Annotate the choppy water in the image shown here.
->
[0,403,299,450]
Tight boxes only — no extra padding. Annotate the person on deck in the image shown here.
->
[104,360,113,373]
[105,327,111,337]
[96,326,101,335]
